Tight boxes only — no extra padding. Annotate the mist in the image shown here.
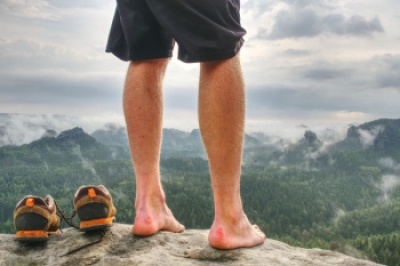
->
[0,113,124,146]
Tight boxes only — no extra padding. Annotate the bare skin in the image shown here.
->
[199,56,265,249]
[123,55,265,249]
[123,58,184,236]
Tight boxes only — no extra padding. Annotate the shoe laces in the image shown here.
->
[54,200,79,230]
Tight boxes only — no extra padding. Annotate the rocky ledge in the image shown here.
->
[0,223,382,266]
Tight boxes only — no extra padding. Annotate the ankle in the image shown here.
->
[136,192,166,211]
[215,197,245,224]
[214,209,245,226]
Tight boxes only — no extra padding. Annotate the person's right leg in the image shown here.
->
[198,54,266,249]
[123,58,185,236]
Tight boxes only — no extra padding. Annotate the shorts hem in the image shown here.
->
[105,49,173,62]
[178,51,236,63]
[178,39,245,63]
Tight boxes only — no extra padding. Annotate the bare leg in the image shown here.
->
[199,55,266,249]
[123,58,185,236]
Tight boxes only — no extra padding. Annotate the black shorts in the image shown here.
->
[106,0,246,63]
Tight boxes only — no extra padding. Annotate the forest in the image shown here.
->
[1,118,400,266]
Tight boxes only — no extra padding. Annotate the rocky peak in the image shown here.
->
[56,127,96,148]
[346,125,361,139]
[304,130,318,144]
[0,224,381,266]
[41,129,57,139]
[189,129,201,139]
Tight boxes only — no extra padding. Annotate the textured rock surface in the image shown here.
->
[0,223,382,266]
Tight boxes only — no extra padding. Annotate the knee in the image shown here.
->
[200,54,240,71]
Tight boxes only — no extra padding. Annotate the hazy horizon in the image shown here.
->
[1,0,400,137]
[1,112,396,148]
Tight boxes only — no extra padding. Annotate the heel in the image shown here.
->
[77,202,114,231]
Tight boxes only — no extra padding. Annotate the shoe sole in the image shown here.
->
[79,217,115,232]
[15,230,48,242]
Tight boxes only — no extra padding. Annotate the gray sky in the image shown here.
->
[1,0,400,140]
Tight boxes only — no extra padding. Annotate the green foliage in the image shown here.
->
[351,233,400,266]
[2,122,400,266]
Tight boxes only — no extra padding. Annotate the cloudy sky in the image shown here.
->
[1,0,400,140]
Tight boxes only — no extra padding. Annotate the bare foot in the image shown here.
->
[208,213,266,249]
[132,204,185,236]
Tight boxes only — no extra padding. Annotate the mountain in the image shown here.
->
[1,118,400,265]
[91,126,263,159]
[3,118,400,170]
[30,127,96,149]
[91,124,129,147]
[330,118,400,155]
[0,127,130,168]
[244,118,400,170]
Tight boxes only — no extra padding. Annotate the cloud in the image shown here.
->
[284,49,311,56]
[265,8,322,39]
[243,0,337,16]
[378,174,400,203]
[0,39,87,70]
[0,37,124,112]
[378,157,400,172]
[0,113,125,146]
[1,74,121,105]
[246,86,358,114]
[72,144,101,182]
[304,67,350,80]
[0,0,59,20]
[1,0,399,134]
[0,0,112,20]
[281,0,337,10]
[47,0,110,9]
[242,0,276,16]
[375,54,400,89]
[357,126,384,148]
[344,16,384,36]
[267,11,383,39]
[256,1,384,40]
[164,88,197,111]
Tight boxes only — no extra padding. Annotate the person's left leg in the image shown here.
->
[123,58,185,236]
[198,54,266,249]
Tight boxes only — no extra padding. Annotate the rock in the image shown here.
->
[304,130,318,144]
[0,224,382,266]
[41,129,57,139]
[346,125,361,139]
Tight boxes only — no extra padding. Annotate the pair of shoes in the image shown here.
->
[14,185,116,242]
